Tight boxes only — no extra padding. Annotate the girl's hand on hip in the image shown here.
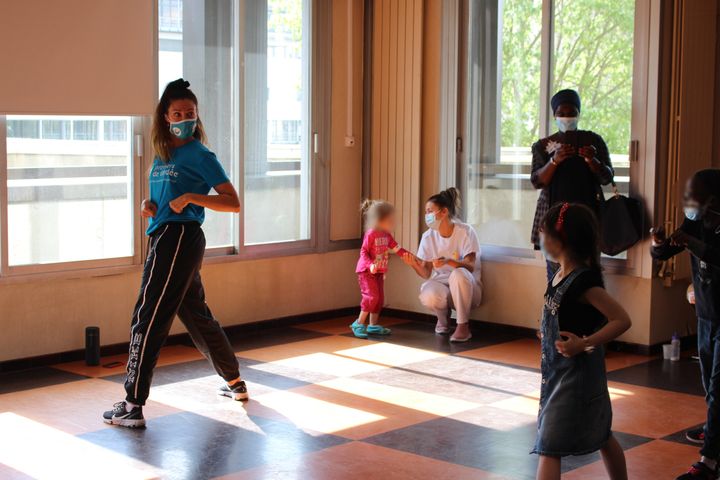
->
[555,331,585,357]
[140,199,157,218]
[169,194,191,214]
[432,257,447,269]
[369,263,378,274]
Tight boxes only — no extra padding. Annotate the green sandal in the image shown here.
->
[366,325,391,335]
[350,320,368,338]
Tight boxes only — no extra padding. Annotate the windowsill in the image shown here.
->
[480,244,640,277]
[0,240,360,285]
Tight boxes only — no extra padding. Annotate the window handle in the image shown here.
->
[134,134,144,158]
[313,132,319,155]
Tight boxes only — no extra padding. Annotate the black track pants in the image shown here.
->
[124,222,239,405]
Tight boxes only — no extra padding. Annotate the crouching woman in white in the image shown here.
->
[402,187,482,342]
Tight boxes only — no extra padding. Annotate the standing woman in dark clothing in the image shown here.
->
[103,79,248,429]
[651,170,720,480]
[530,89,615,279]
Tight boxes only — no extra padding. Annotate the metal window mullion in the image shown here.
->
[235,0,245,256]
[539,0,554,138]
[0,115,8,275]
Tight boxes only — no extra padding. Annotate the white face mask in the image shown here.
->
[425,212,441,230]
[555,117,578,133]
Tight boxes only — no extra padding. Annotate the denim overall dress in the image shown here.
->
[532,268,612,456]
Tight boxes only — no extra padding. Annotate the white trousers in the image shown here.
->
[419,269,482,325]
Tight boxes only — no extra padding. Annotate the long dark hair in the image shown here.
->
[152,78,207,161]
[542,202,601,271]
[428,187,461,218]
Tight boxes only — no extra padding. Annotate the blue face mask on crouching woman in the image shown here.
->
[169,119,197,140]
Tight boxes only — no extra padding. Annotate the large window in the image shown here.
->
[157,0,311,249]
[4,116,134,267]
[463,0,636,252]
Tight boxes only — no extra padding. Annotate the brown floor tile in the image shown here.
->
[457,338,541,369]
[295,316,410,335]
[459,339,656,373]
[237,335,372,363]
[52,345,205,378]
[605,350,657,372]
[246,383,439,440]
[564,439,699,479]
[220,441,507,480]
[0,378,181,435]
[608,381,707,438]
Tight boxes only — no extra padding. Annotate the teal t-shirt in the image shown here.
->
[147,140,230,235]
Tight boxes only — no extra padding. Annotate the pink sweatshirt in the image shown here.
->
[355,229,407,274]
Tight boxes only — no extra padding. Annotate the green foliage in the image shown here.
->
[500,0,635,154]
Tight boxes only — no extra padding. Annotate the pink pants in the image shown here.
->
[358,272,384,314]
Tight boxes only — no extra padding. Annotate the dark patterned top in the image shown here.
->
[530,130,614,248]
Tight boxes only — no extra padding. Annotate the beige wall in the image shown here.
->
[0,250,360,362]
[330,0,364,241]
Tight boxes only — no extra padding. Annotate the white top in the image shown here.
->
[417,221,482,284]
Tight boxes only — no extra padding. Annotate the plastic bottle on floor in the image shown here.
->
[670,332,681,362]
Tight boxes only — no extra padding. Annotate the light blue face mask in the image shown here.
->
[684,205,701,221]
[169,119,197,140]
[425,212,440,230]
[555,117,578,133]
[540,236,559,263]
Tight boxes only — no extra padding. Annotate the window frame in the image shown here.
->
[455,0,657,277]
[0,115,143,277]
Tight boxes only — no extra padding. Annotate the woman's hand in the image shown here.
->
[649,226,666,245]
[553,144,575,164]
[670,229,692,247]
[169,194,192,214]
[401,252,420,267]
[555,331,586,357]
[432,257,448,269]
[580,145,603,173]
[140,199,157,218]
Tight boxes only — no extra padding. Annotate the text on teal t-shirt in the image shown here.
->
[147,140,230,235]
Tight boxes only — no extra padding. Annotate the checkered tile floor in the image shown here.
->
[0,317,708,479]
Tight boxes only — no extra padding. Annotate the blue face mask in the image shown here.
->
[555,117,578,133]
[169,119,197,140]
[684,206,701,221]
[425,212,440,230]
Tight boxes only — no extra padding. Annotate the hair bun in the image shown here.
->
[166,78,191,92]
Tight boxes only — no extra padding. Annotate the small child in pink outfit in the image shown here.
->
[352,200,408,338]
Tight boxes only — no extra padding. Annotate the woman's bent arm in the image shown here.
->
[171,181,241,213]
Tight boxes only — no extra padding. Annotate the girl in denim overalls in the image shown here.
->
[534,203,632,480]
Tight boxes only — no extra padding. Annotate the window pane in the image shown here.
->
[72,120,98,141]
[104,120,128,142]
[552,0,635,198]
[41,120,71,140]
[157,0,236,249]
[244,0,311,245]
[6,116,133,266]
[7,120,39,139]
[465,0,543,249]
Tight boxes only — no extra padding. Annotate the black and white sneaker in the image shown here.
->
[687,427,706,444]
[218,380,249,401]
[102,401,146,428]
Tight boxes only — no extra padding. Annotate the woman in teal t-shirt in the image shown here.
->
[103,79,247,428]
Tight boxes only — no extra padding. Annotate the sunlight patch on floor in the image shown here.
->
[0,412,161,480]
